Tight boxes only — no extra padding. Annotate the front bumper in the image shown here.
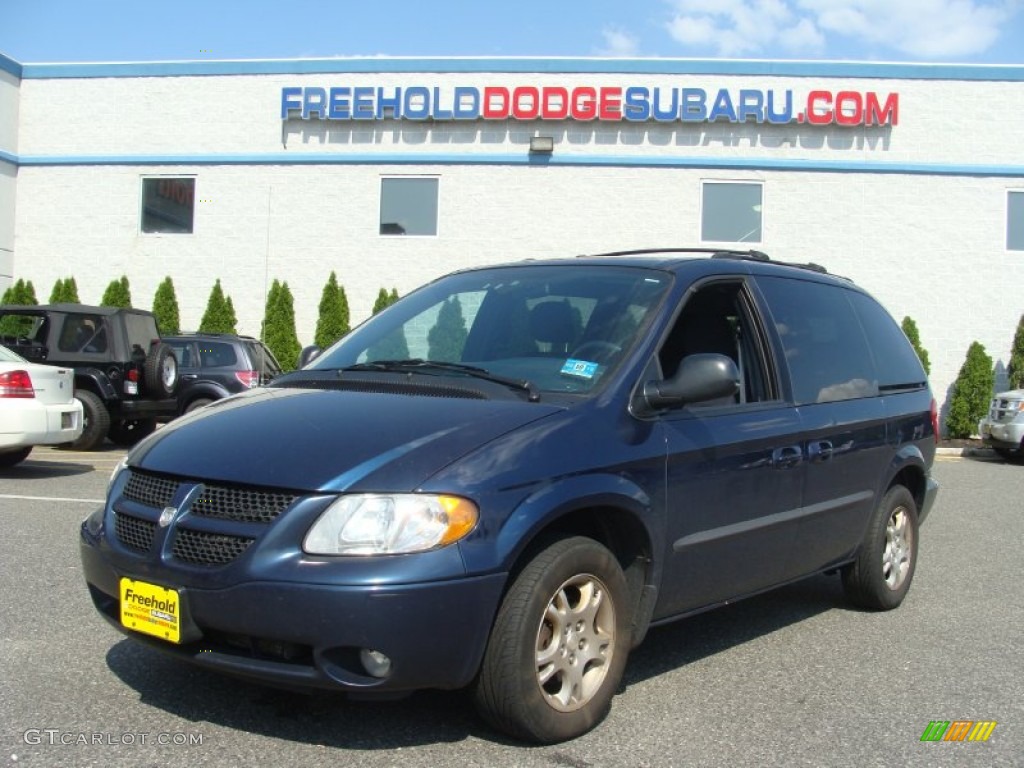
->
[978,419,1024,452]
[80,525,506,695]
[114,397,180,421]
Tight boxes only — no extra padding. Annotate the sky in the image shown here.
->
[1,0,1023,65]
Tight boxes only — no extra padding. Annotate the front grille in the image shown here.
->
[172,529,254,566]
[191,485,296,523]
[115,512,156,553]
[124,471,179,509]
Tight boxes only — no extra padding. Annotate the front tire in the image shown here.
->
[68,390,110,451]
[0,447,32,467]
[474,536,631,743]
[842,485,919,610]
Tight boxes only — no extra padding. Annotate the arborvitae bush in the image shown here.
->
[199,279,237,334]
[427,297,467,362]
[101,276,132,308]
[0,279,39,336]
[314,271,350,349]
[1007,314,1024,391]
[901,316,930,375]
[945,341,995,438]
[372,288,392,314]
[152,276,181,334]
[49,277,80,304]
[263,280,301,370]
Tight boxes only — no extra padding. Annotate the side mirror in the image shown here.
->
[298,345,322,368]
[640,353,739,412]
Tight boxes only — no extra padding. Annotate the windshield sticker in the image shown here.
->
[561,359,599,379]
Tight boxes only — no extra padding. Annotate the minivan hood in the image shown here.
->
[131,387,562,492]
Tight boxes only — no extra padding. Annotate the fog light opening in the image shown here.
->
[359,648,392,678]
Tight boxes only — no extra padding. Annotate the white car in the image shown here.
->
[0,344,84,467]
[979,388,1024,463]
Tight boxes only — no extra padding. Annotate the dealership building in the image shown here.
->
[0,53,1022,416]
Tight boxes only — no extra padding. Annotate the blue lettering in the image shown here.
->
[376,87,402,119]
[737,89,764,123]
[403,86,431,119]
[280,87,302,119]
[302,87,327,120]
[766,89,794,124]
[452,86,480,119]
[352,87,374,120]
[652,87,679,122]
[432,87,454,120]
[623,87,650,121]
[328,87,351,120]
[708,89,737,122]
[680,88,707,122]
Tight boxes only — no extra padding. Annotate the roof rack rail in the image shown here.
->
[579,247,767,259]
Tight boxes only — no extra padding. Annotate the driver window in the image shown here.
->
[658,282,772,406]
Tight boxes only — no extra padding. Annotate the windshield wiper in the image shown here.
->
[342,359,540,402]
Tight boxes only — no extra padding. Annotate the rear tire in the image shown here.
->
[473,536,631,744]
[107,419,157,446]
[0,447,32,467]
[67,390,110,451]
[144,343,178,397]
[842,485,919,610]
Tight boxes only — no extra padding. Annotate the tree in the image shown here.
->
[152,277,181,334]
[199,279,237,334]
[945,341,994,438]
[372,287,400,314]
[314,271,350,349]
[0,279,39,336]
[49,277,80,304]
[427,297,467,362]
[900,316,930,375]
[263,280,301,370]
[101,275,132,308]
[1007,314,1024,391]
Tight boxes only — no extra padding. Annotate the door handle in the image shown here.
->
[772,445,803,469]
[180,374,198,381]
[808,440,834,463]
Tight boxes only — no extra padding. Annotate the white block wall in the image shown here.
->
[0,65,18,284]
[6,60,1024,422]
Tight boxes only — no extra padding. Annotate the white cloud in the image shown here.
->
[595,27,641,57]
[663,0,1021,59]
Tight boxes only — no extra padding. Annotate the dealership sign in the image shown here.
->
[281,85,898,126]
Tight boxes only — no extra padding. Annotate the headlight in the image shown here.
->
[303,494,478,555]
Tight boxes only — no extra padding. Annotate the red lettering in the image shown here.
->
[540,87,569,119]
[865,92,899,126]
[599,87,623,120]
[482,87,509,119]
[833,91,863,126]
[805,90,833,125]
[511,86,540,120]
[571,87,597,121]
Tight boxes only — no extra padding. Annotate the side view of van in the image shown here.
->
[80,249,938,743]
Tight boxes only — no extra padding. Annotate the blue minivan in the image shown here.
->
[80,250,938,743]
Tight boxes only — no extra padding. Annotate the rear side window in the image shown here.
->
[757,276,879,405]
[245,341,282,376]
[198,342,238,368]
[58,314,108,354]
[847,292,928,390]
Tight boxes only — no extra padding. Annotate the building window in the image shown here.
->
[1008,191,1024,251]
[380,177,438,236]
[141,177,195,234]
[701,181,763,244]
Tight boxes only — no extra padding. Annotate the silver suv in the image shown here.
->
[979,389,1024,462]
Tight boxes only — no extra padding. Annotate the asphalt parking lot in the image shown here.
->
[1,447,1021,768]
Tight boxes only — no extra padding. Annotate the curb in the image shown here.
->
[935,446,995,457]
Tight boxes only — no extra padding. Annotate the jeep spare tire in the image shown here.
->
[144,342,178,397]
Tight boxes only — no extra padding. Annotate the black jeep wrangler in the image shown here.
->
[0,303,179,450]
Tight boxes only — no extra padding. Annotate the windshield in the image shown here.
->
[307,264,671,395]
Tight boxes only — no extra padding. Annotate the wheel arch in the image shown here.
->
[884,444,930,523]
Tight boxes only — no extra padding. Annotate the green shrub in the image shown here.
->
[49,277,80,303]
[263,280,301,370]
[900,316,930,375]
[152,277,181,334]
[314,271,350,349]
[1007,314,1024,391]
[101,276,132,308]
[0,279,39,336]
[945,341,994,438]
[199,279,237,334]
[372,287,401,314]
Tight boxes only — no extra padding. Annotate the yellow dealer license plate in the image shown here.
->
[120,577,181,644]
